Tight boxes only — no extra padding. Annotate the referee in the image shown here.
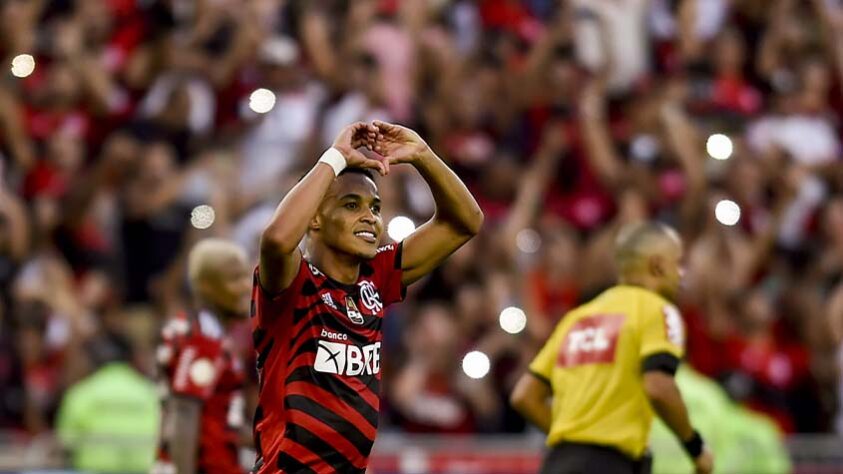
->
[511,222,713,474]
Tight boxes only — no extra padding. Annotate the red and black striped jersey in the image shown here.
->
[251,244,405,474]
[154,311,246,474]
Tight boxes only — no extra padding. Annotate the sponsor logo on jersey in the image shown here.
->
[358,281,383,313]
[189,358,216,387]
[173,346,197,390]
[320,328,348,341]
[345,296,365,325]
[321,293,337,310]
[662,305,685,348]
[558,314,626,367]
[314,340,381,376]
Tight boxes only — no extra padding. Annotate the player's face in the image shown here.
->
[656,235,684,300]
[201,253,252,317]
[316,173,383,259]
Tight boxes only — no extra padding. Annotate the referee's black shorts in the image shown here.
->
[540,442,652,474]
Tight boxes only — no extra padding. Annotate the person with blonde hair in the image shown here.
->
[153,238,252,474]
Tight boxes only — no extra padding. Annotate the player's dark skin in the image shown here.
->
[260,120,484,298]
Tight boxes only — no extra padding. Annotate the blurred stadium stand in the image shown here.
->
[2,0,843,471]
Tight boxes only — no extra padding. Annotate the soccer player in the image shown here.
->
[252,121,483,473]
[153,239,253,474]
[510,223,714,474]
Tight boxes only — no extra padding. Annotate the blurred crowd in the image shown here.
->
[0,0,842,453]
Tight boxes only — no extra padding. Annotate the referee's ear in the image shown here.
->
[648,255,666,278]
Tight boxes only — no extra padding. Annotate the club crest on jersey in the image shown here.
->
[345,296,365,325]
[358,281,383,313]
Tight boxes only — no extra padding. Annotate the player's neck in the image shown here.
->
[196,304,237,331]
[307,244,360,285]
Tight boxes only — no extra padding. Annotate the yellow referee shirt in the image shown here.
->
[529,285,685,459]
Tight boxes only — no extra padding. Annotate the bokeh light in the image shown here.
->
[249,88,276,114]
[499,307,527,334]
[11,54,35,78]
[388,216,416,242]
[190,205,216,229]
[706,134,733,161]
[516,229,541,254]
[715,199,741,226]
[462,351,491,379]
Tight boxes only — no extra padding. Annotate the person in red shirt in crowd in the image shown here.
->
[153,239,253,474]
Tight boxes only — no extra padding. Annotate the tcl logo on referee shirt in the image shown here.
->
[558,314,625,367]
[314,339,381,376]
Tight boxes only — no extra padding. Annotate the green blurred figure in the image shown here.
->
[56,333,159,473]
[650,366,791,474]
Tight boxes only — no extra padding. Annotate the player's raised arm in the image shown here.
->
[259,122,386,294]
[372,121,484,285]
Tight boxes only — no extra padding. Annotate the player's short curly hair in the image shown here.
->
[339,167,377,182]
[298,166,377,183]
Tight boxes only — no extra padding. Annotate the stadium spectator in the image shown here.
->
[0,0,841,468]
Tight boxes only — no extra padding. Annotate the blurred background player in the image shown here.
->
[153,239,252,474]
[251,121,483,473]
[511,222,714,474]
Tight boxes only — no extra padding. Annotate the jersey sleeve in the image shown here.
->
[639,299,686,367]
[371,243,406,306]
[252,259,307,327]
[528,321,567,384]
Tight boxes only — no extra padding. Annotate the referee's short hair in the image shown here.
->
[614,222,680,271]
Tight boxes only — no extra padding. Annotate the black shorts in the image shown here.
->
[540,442,652,474]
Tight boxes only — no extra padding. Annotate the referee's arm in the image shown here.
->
[643,361,693,441]
[510,372,551,434]
[643,356,713,473]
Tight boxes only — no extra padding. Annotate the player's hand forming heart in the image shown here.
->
[332,122,389,175]
[371,121,430,172]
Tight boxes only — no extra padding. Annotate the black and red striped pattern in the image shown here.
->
[251,244,405,474]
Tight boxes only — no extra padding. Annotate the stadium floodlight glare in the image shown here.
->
[499,306,527,334]
[249,88,276,114]
[516,228,541,254]
[11,54,35,78]
[714,199,741,226]
[190,205,216,229]
[462,350,491,379]
[706,134,733,160]
[387,216,416,242]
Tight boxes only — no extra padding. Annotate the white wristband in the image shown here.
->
[318,148,347,176]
